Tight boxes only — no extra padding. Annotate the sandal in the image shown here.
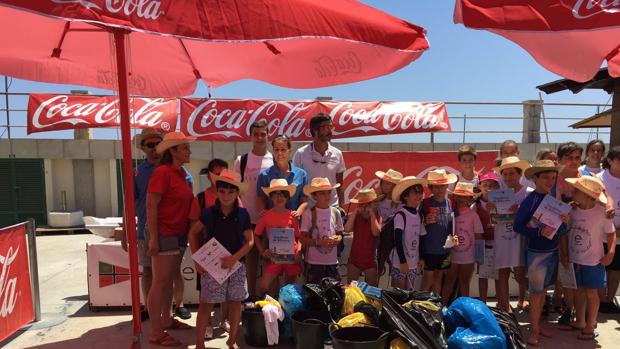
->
[164,318,193,330]
[148,332,181,347]
[577,331,599,341]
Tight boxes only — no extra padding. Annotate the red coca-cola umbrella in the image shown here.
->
[0,1,429,347]
[454,0,620,83]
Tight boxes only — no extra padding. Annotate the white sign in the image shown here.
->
[192,238,242,285]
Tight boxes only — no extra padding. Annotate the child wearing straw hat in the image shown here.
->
[389,176,428,290]
[514,160,569,346]
[299,178,345,283]
[375,169,404,222]
[345,188,383,286]
[562,176,616,340]
[442,182,484,303]
[188,169,253,349]
[254,179,302,295]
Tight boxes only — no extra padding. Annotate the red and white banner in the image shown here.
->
[181,99,450,141]
[342,151,497,204]
[27,94,179,134]
[0,223,33,342]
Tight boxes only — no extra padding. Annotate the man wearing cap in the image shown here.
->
[292,113,346,209]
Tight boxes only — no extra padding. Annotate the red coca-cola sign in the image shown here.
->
[180,99,450,141]
[27,94,178,134]
[0,224,33,342]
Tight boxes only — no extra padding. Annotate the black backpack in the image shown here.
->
[376,211,406,276]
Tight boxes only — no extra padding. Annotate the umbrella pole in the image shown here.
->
[611,79,620,148]
[113,30,143,349]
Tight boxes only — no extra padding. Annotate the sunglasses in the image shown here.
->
[270,190,290,198]
[143,141,161,149]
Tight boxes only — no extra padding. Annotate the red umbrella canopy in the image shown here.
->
[454,0,620,82]
[0,0,429,96]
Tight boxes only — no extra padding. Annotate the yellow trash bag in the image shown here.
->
[255,294,281,309]
[336,312,372,328]
[342,286,368,314]
[390,337,413,349]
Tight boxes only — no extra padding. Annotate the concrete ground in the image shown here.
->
[2,233,619,349]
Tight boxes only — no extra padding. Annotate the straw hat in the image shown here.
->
[565,176,607,205]
[155,131,196,154]
[375,169,403,184]
[426,169,458,185]
[303,177,341,196]
[479,171,499,183]
[262,178,296,197]
[392,176,427,202]
[133,127,162,148]
[350,188,383,204]
[451,182,478,197]
[524,159,561,179]
[493,156,530,174]
[211,169,248,194]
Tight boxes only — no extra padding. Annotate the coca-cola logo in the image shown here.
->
[51,0,163,20]
[31,95,174,130]
[0,245,19,318]
[573,0,620,19]
[314,52,362,79]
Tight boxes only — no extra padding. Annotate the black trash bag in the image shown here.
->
[303,277,345,322]
[353,301,381,327]
[489,307,526,349]
[381,288,448,349]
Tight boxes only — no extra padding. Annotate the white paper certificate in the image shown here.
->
[479,247,498,280]
[532,195,571,240]
[475,240,485,265]
[557,262,577,289]
[488,189,516,214]
[269,227,295,264]
[191,238,241,285]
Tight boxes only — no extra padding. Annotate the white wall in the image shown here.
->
[50,159,75,211]
[93,160,112,217]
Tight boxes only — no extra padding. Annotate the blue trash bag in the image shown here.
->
[279,283,306,338]
[442,297,506,349]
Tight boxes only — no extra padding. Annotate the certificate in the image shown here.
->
[557,262,577,289]
[191,238,242,285]
[478,247,498,280]
[269,228,295,264]
[474,240,485,265]
[531,195,571,240]
[488,189,516,214]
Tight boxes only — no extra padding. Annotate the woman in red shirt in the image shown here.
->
[146,132,197,347]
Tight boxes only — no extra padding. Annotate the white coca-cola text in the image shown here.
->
[573,0,620,19]
[52,0,163,20]
[0,246,19,318]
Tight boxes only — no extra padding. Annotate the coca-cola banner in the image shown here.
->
[181,99,450,141]
[0,223,33,342]
[27,94,179,134]
[342,151,497,204]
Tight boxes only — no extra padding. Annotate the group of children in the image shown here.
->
[186,141,618,348]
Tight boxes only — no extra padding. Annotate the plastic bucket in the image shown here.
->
[242,308,271,347]
[330,324,389,349]
[292,310,331,349]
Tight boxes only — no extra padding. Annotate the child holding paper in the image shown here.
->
[188,169,254,349]
[388,176,427,289]
[442,182,484,303]
[375,169,404,222]
[254,179,302,296]
[300,178,345,283]
[475,171,501,302]
[514,160,568,347]
[345,188,382,286]
[562,176,616,340]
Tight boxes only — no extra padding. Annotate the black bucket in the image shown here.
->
[329,324,389,349]
[292,310,331,349]
[242,308,271,347]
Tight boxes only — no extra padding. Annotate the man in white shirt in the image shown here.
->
[234,120,273,300]
[292,113,346,208]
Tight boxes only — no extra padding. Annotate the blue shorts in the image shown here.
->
[575,263,607,289]
[526,249,558,293]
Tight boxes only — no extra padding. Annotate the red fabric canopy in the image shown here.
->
[455,0,620,82]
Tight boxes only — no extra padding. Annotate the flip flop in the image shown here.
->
[148,332,181,347]
[577,331,599,341]
[164,318,193,330]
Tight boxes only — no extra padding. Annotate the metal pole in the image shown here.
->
[462,113,467,144]
[26,218,41,322]
[4,76,13,157]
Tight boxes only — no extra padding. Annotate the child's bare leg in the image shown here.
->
[363,268,379,287]
[528,290,551,344]
[573,287,587,329]
[421,270,434,291]
[441,264,458,303]
[458,264,474,297]
[496,268,511,312]
[432,270,444,295]
[584,288,600,333]
[346,264,361,285]
[259,272,278,297]
[226,301,242,348]
[195,303,213,349]
[391,276,406,289]
[514,266,528,309]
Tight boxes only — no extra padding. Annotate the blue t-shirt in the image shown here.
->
[200,204,251,259]
[256,162,308,210]
[420,196,453,255]
[514,191,567,252]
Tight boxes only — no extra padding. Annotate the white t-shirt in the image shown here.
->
[569,205,615,266]
[598,170,620,242]
[451,208,484,264]
[377,198,403,222]
[389,208,426,269]
[292,143,345,207]
[494,185,531,268]
[300,207,344,265]
[449,172,479,192]
[234,151,274,224]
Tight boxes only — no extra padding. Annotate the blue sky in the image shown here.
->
[1,1,612,144]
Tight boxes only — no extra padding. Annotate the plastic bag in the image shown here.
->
[391,336,414,349]
[342,286,368,314]
[278,284,306,338]
[442,297,506,349]
[303,277,344,322]
[353,301,380,327]
[489,307,526,349]
[336,312,373,328]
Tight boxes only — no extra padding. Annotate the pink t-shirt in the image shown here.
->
[451,208,484,264]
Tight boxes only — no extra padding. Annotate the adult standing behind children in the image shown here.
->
[234,120,273,300]
[293,113,346,208]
